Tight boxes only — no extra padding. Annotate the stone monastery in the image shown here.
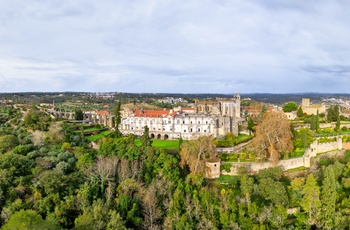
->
[119,94,242,140]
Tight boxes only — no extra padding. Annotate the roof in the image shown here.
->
[182,108,194,111]
[134,109,176,117]
[96,110,109,115]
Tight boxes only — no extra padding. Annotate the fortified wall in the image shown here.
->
[221,137,343,175]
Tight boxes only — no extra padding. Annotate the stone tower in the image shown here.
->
[302,98,310,107]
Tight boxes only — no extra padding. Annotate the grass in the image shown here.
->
[286,166,307,173]
[134,139,180,150]
[235,134,253,145]
[215,175,239,186]
[86,131,112,142]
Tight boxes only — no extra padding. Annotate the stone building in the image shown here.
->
[120,94,242,140]
[301,98,326,115]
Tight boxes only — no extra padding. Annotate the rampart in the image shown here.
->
[222,137,343,175]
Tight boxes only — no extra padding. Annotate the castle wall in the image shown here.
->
[223,137,343,175]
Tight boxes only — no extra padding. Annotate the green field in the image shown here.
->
[86,131,112,142]
[134,139,180,150]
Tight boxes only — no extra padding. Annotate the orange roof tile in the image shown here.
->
[134,109,176,117]
[96,110,109,115]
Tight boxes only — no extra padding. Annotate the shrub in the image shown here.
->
[220,164,231,173]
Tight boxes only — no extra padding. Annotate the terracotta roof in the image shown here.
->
[182,108,194,110]
[134,109,176,117]
[96,110,109,115]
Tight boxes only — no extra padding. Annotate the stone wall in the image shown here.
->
[222,137,343,175]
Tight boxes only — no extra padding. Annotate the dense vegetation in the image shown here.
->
[2,100,350,229]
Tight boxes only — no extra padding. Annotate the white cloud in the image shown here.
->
[0,0,349,93]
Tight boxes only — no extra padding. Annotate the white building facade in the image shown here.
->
[120,94,241,140]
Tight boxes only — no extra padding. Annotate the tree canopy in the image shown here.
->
[282,102,298,112]
[252,111,293,163]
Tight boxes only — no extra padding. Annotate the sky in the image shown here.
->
[1,0,350,94]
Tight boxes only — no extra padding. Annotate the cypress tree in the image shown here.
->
[310,115,316,131]
[316,110,320,131]
[297,106,304,118]
[114,98,122,137]
[321,166,336,228]
[336,115,340,131]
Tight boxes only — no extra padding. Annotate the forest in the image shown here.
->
[1,104,350,229]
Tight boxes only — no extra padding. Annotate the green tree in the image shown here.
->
[316,110,320,130]
[335,115,340,131]
[0,135,19,153]
[140,125,152,149]
[283,102,298,112]
[310,115,316,131]
[74,108,84,120]
[301,174,321,226]
[321,166,336,228]
[247,118,255,133]
[114,98,122,138]
[2,209,60,230]
[297,106,304,118]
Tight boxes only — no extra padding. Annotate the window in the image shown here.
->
[184,130,186,132]
[206,121,208,124]
[204,130,206,132]
[197,128,200,132]
[183,121,185,124]
[198,121,200,124]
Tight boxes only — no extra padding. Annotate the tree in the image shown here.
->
[47,122,64,144]
[0,135,19,153]
[179,135,217,175]
[327,105,340,122]
[316,110,320,130]
[140,125,152,149]
[310,115,316,131]
[335,115,340,131]
[252,112,293,164]
[297,106,304,118]
[283,102,298,112]
[31,130,45,147]
[74,108,84,120]
[2,209,60,230]
[114,98,122,137]
[247,118,255,133]
[301,174,321,226]
[321,166,336,229]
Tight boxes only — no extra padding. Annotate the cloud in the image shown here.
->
[0,0,349,93]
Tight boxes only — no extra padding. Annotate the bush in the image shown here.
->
[342,126,349,132]
[220,164,231,173]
